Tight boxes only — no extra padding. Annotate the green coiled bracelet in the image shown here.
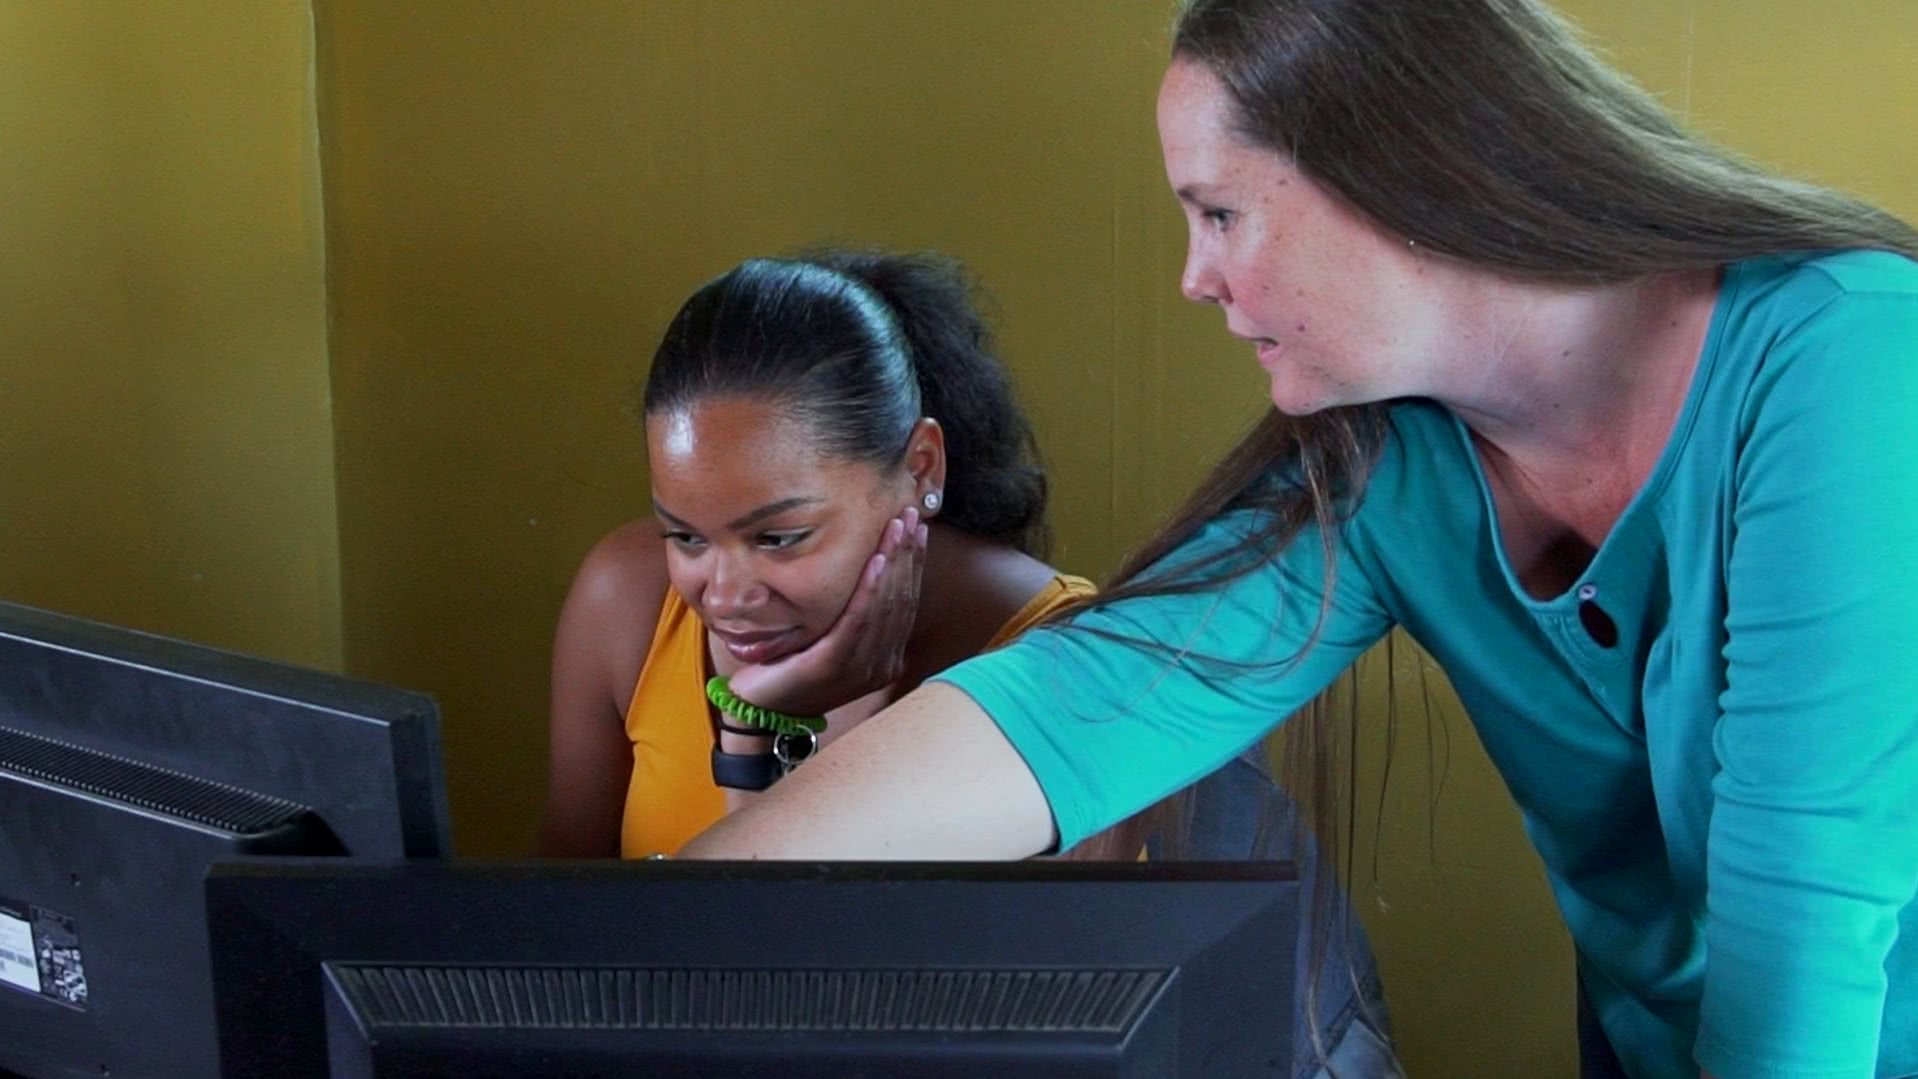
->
[704,676,828,738]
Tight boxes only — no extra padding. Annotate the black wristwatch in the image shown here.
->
[710,744,783,791]
[709,729,820,791]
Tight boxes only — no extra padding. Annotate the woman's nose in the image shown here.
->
[1181,246,1228,305]
[702,552,766,614]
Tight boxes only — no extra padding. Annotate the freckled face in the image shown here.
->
[1157,59,1450,414]
[647,395,913,665]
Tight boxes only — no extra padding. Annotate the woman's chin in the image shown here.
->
[1268,389,1334,417]
[1266,373,1352,417]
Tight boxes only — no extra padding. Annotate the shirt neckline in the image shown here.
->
[1448,260,1748,611]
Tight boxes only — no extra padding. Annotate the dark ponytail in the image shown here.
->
[644,248,1050,555]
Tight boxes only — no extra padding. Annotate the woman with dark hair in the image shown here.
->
[680,5,1918,1079]
[538,248,1110,858]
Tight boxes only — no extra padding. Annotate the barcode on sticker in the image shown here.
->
[0,910,39,994]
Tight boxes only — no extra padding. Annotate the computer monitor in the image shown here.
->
[0,600,451,1079]
[205,858,1298,1078]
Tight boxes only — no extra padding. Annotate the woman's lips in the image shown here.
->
[712,627,802,664]
[1230,329,1284,371]
[1254,338,1283,370]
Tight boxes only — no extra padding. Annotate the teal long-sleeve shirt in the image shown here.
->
[938,251,1918,1079]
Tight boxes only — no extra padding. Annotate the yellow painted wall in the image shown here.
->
[0,1,1855,1075]
[0,1,340,669]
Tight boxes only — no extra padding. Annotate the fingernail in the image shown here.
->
[917,524,929,545]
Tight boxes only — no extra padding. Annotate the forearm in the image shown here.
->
[680,682,1056,860]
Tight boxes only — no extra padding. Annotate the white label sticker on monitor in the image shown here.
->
[0,908,40,994]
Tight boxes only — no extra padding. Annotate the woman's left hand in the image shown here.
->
[725,506,928,717]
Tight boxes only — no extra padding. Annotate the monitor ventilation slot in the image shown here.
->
[0,724,310,835]
[330,965,1168,1034]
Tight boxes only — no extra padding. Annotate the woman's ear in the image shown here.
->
[902,417,948,516]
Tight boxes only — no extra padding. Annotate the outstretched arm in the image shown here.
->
[684,504,1395,861]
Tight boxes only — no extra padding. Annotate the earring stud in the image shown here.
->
[922,491,942,512]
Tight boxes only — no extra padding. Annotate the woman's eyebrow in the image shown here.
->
[651,495,827,533]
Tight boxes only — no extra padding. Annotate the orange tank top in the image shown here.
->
[618,574,1095,857]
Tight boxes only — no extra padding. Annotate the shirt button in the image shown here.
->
[1578,598,1619,649]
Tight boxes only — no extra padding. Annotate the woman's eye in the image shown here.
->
[1202,208,1235,231]
[757,531,811,551]
[662,531,705,550]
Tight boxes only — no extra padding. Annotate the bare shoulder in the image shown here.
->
[554,520,672,699]
[977,544,1081,617]
[568,520,670,614]
[916,529,1080,667]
